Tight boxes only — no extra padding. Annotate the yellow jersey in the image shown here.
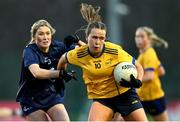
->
[137,47,164,101]
[66,42,135,99]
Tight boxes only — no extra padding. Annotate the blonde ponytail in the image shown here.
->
[150,34,168,48]
[138,26,168,49]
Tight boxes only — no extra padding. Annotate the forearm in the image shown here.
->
[29,64,60,79]
[142,76,152,82]
[142,71,155,82]
[135,61,144,81]
[57,53,67,70]
[33,69,60,79]
[77,40,86,46]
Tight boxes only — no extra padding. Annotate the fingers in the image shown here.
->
[137,80,142,87]
[130,74,136,80]
[63,35,76,48]
[72,73,77,81]
[121,78,127,82]
[119,79,131,88]
[71,70,76,74]
[74,35,80,43]
[72,76,77,81]
[68,70,77,81]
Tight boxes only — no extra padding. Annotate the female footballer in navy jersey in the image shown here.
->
[16,19,84,121]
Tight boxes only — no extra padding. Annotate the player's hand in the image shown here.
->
[54,78,65,92]
[59,69,77,82]
[120,74,142,88]
[63,35,79,48]
[130,74,142,88]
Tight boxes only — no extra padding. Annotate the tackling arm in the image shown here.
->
[29,64,59,79]
[57,53,68,70]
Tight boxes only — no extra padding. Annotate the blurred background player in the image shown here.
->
[16,19,84,121]
[57,3,147,121]
[135,26,169,121]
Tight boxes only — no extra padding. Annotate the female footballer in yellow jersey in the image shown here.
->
[135,26,169,121]
[57,3,147,121]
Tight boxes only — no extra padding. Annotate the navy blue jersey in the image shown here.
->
[16,40,69,106]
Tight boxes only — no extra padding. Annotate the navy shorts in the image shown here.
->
[141,97,167,116]
[19,83,65,117]
[20,93,64,116]
[17,82,65,116]
[93,88,143,117]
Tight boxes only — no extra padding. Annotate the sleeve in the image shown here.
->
[144,49,161,71]
[65,44,76,52]
[118,48,135,64]
[23,48,39,68]
[66,49,80,66]
[56,40,75,52]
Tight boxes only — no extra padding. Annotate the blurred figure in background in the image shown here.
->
[57,3,147,121]
[0,101,24,121]
[16,19,84,121]
[135,26,169,121]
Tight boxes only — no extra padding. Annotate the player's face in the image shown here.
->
[135,29,150,49]
[34,26,52,52]
[87,28,106,57]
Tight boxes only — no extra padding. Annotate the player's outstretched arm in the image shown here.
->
[57,53,77,82]
[63,35,86,48]
[29,64,59,79]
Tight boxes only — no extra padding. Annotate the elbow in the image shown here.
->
[159,66,166,76]
[159,70,165,76]
[31,71,41,79]
[29,64,43,79]
[162,70,166,75]
[30,69,43,79]
[162,67,166,75]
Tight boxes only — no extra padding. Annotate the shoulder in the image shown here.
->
[142,48,160,64]
[25,43,37,50]
[51,40,67,53]
[104,42,127,55]
[105,42,122,49]
[68,45,88,58]
[147,47,155,53]
[145,48,158,57]
[71,45,88,53]
[51,40,65,48]
[23,43,38,54]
